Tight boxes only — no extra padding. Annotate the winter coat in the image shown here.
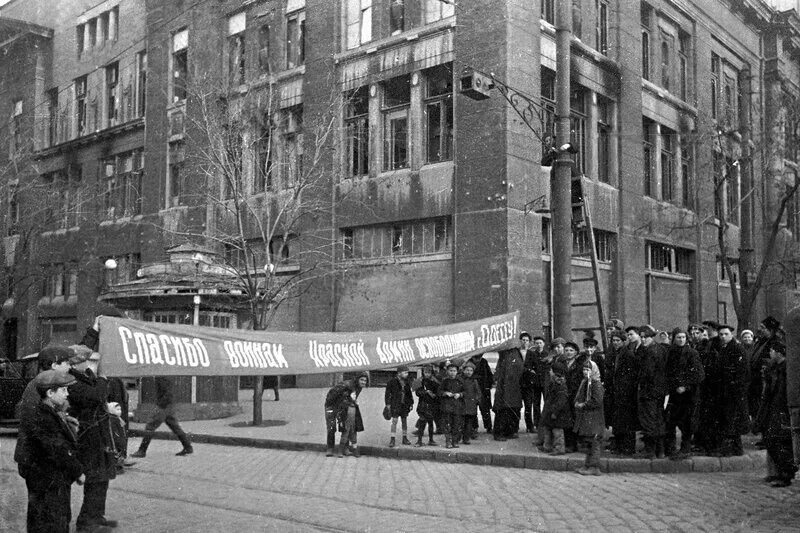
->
[612,344,640,433]
[413,376,440,420]
[68,368,117,483]
[13,377,44,470]
[574,377,605,437]
[520,349,538,391]
[470,355,494,390]
[461,375,482,415]
[718,340,750,436]
[384,376,414,417]
[154,376,175,408]
[638,342,668,399]
[325,379,365,432]
[493,348,524,411]
[22,401,84,491]
[666,344,705,393]
[540,377,572,429]
[756,359,789,440]
[603,346,622,427]
[439,376,466,415]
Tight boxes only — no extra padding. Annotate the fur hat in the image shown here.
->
[761,316,781,332]
[582,331,598,347]
[702,320,721,331]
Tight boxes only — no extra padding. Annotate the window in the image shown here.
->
[541,0,554,24]
[383,75,411,171]
[168,141,185,206]
[43,263,76,299]
[573,228,614,262]
[44,168,81,230]
[424,0,454,24]
[572,0,582,39]
[681,139,692,209]
[643,117,654,196]
[345,86,370,177]
[106,62,119,127]
[541,218,551,254]
[109,6,118,41]
[711,53,720,120]
[679,33,689,101]
[660,31,672,91]
[103,254,141,286]
[286,10,305,68]
[661,127,675,202]
[712,150,723,219]
[646,242,692,275]
[46,89,58,146]
[223,123,244,199]
[282,106,303,188]
[541,68,556,154]
[224,238,269,272]
[341,217,452,260]
[258,24,270,74]
[171,29,188,103]
[786,93,799,162]
[103,150,143,219]
[641,4,651,80]
[136,51,147,117]
[725,157,740,225]
[10,99,22,158]
[390,0,405,35]
[88,18,97,48]
[346,0,371,49]
[717,258,740,285]
[570,88,587,173]
[724,70,738,129]
[228,12,246,86]
[7,187,19,236]
[424,63,453,163]
[76,24,85,55]
[597,97,612,183]
[255,117,273,192]
[269,235,294,263]
[99,12,109,44]
[596,0,608,55]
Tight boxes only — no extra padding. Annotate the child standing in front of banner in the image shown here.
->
[460,361,482,444]
[385,365,414,447]
[439,361,466,449]
[413,365,440,447]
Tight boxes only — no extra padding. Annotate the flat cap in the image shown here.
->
[67,344,94,365]
[34,370,76,390]
[38,346,75,366]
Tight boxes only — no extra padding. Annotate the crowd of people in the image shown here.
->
[323,317,797,485]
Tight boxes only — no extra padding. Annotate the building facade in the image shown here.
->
[0,0,799,368]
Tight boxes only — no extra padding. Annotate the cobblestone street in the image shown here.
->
[2,435,799,532]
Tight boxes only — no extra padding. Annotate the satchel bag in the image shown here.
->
[382,405,392,420]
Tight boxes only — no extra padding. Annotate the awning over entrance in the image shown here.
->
[97,312,520,377]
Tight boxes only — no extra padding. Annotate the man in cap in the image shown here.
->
[636,325,668,459]
[469,352,494,434]
[665,328,705,458]
[519,332,538,433]
[22,369,88,533]
[492,336,525,441]
[715,325,749,456]
[324,372,369,457]
[749,316,783,438]
[14,345,78,479]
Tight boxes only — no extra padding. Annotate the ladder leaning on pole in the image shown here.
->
[570,193,609,351]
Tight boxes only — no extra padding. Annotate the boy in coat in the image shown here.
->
[460,361,482,444]
[439,361,466,449]
[539,360,572,455]
[574,359,605,476]
[23,370,85,533]
[412,365,440,446]
[757,343,797,487]
[385,365,414,447]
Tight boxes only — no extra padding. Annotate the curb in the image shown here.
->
[129,429,766,474]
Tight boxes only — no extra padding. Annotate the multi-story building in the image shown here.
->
[0,0,798,371]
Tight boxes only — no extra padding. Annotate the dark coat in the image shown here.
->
[603,346,623,427]
[413,376,439,420]
[67,369,117,483]
[694,340,724,436]
[756,359,789,439]
[638,342,668,399]
[493,348,524,411]
[13,377,43,469]
[325,379,365,432]
[22,401,83,491]
[574,378,605,437]
[384,376,414,417]
[718,340,750,436]
[521,348,539,391]
[439,376,466,415]
[666,344,705,392]
[470,355,494,390]
[612,344,640,433]
[154,377,175,408]
[461,375,482,415]
[540,377,572,429]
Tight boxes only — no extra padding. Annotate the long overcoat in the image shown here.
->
[493,348,524,411]
[612,344,640,434]
[574,378,605,437]
[718,340,750,436]
[67,369,117,483]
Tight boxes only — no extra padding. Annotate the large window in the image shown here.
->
[573,228,614,262]
[643,117,654,197]
[597,97,612,183]
[346,0,372,49]
[258,24,271,74]
[383,75,411,171]
[47,88,58,146]
[713,150,723,219]
[681,139,692,209]
[541,0,554,24]
[725,157,740,225]
[711,53,720,120]
[390,0,405,35]
[641,4,651,80]
[424,64,453,163]
[345,86,370,177]
[171,29,188,103]
[570,89,587,174]
[341,217,452,260]
[660,31,673,91]
[103,254,141,286]
[286,10,305,68]
[646,242,692,275]
[679,33,689,101]
[75,76,87,136]
[103,150,143,219]
[168,141,185,206]
[43,263,78,299]
[255,117,273,192]
[106,62,119,127]
[424,0,454,24]
[43,167,81,230]
[135,51,147,117]
[228,12,246,86]
[723,69,739,130]
[282,106,303,188]
[10,99,22,157]
[660,127,675,202]
[596,0,608,55]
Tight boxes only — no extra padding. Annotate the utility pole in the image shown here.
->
[552,0,573,339]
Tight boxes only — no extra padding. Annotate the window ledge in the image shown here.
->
[642,79,697,116]
[334,18,455,64]
[646,270,692,281]
[341,252,451,267]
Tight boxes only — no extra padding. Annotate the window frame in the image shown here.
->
[345,86,370,178]
[424,64,453,164]
[286,10,306,69]
[171,29,189,104]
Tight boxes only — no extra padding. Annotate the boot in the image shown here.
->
[445,435,452,449]
[402,435,412,446]
[451,435,459,448]
[427,436,438,446]
[176,434,193,456]
[326,448,334,457]
[655,438,665,459]
[130,436,151,458]
[340,437,351,457]
[350,445,360,458]
[388,436,396,448]
[415,436,424,447]
[462,435,471,445]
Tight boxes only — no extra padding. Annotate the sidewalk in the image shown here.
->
[128,387,766,474]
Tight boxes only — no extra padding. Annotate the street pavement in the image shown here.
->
[1,436,798,532]
[122,387,765,474]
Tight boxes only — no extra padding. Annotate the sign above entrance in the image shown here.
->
[97,312,520,377]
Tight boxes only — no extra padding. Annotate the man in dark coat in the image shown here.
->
[692,321,723,454]
[748,316,782,433]
[492,341,524,441]
[716,325,750,456]
[603,331,624,430]
[612,328,641,455]
[561,341,587,452]
[665,328,705,458]
[519,332,539,433]
[68,352,119,531]
[22,370,86,533]
[469,353,494,433]
[384,365,414,447]
[324,372,368,457]
[636,325,668,459]
[131,376,193,458]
